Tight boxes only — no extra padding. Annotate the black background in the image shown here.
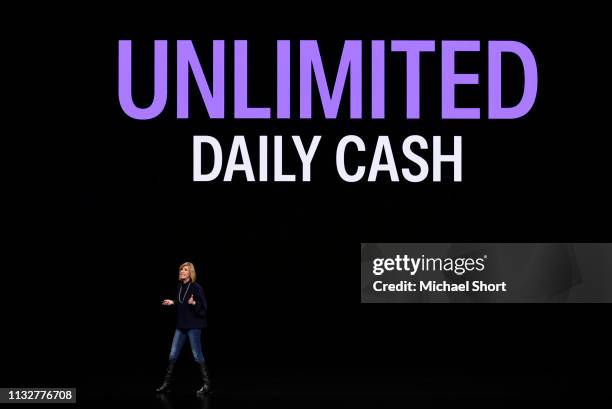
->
[3,2,611,407]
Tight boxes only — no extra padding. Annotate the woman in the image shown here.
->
[156,262,211,395]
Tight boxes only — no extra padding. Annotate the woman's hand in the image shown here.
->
[162,299,175,306]
[188,294,196,305]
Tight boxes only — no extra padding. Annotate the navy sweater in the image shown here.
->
[172,281,208,329]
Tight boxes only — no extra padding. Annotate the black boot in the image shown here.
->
[196,362,211,395]
[156,361,175,393]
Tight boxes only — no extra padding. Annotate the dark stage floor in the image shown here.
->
[70,371,592,409]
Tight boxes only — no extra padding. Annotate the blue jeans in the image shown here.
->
[168,328,205,363]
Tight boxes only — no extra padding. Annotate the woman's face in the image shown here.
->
[179,265,190,281]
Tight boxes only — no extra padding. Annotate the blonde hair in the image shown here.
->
[180,262,197,283]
